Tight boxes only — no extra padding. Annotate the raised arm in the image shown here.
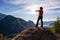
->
[35,10,39,12]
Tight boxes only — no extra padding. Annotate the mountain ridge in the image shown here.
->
[0,14,35,35]
[0,13,6,20]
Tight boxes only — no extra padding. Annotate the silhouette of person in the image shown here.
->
[35,7,43,27]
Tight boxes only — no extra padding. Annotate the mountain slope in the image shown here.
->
[0,13,6,20]
[17,18,28,28]
[27,20,35,27]
[0,15,25,35]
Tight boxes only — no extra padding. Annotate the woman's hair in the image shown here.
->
[40,7,43,9]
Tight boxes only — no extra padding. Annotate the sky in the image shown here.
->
[0,0,60,23]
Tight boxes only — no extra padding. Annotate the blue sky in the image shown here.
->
[0,0,60,23]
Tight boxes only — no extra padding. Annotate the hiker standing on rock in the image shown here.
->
[35,7,43,27]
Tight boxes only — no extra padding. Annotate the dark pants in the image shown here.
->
[35,16,43,27]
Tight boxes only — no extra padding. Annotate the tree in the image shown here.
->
[52,17,60,34]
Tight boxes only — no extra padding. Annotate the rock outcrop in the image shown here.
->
[12,27,57,40]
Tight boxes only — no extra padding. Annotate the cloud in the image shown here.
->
[9,5,45,15]
[3,0,40,5]
[3,0,60,22]
[3,0,23,5]
[49,8,60,11]
[3,0,60,5]
[3,0,60,14]
[9,4,60,15]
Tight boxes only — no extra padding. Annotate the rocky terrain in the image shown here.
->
[12,27,57,40]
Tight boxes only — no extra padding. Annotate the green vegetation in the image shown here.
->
[51,17,60,34]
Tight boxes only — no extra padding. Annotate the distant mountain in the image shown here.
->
[0,15,35,35]
[0,13,6,20]
[16,18,28,28]
[0,15,25,35]
[27,20,35,27]
[39,21,54,27]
